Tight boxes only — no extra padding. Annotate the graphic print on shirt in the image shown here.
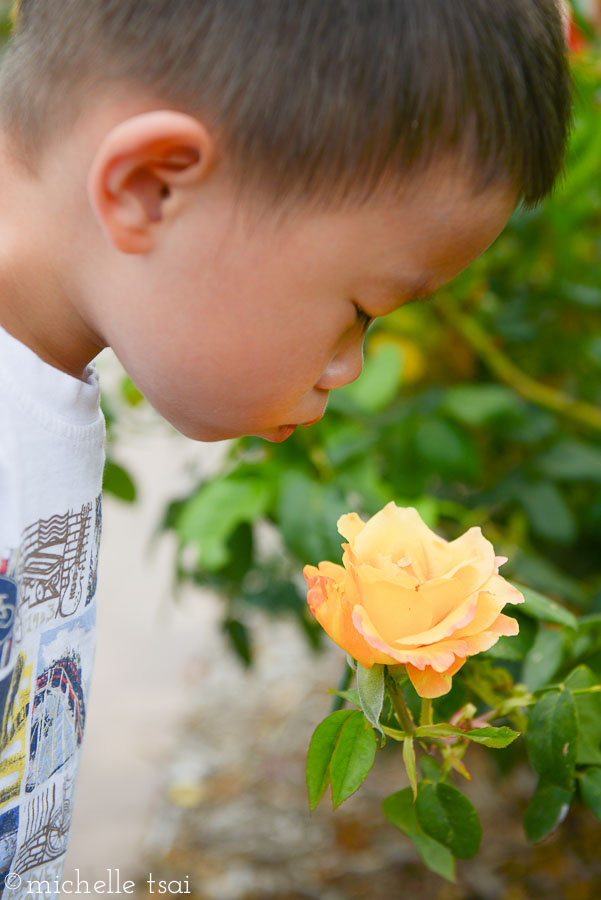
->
[26,604,95,794]
[0,554,19,670]
[19,502,93,623]
[0,652,33,812]
[0,807,19,884]
[0,496,101,890]
[86,496,102,608]
[11,776,73,876]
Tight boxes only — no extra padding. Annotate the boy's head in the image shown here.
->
[0,1,571,441]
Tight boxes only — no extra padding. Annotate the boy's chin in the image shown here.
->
[167,419,298,444]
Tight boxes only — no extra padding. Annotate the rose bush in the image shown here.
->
[304,502,524,698]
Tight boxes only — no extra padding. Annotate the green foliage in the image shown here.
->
[526,690,578,790]
[524,782,574,844]
[578,767,601,820]
[515,584,579,628]
[306,710,377,811]
[103,459,137,503]
[566,666,601,765]
[415,782,482,860]
[382,789,456,882]
[175,476,272,571]
[356,663,386,733]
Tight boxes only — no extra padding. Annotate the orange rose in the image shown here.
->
[304,503,523,698]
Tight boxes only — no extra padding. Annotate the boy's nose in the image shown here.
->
[315,338,365,391]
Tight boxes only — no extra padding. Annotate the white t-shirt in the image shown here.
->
[0,325,105,898]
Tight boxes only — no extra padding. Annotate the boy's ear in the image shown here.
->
[87,110,215,254]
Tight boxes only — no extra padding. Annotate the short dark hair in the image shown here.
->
[1,0,571,208]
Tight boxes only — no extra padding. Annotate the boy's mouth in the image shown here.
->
[259,413,324,442]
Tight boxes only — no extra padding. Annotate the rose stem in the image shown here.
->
[386,677,415,735]
[420,698,433,727]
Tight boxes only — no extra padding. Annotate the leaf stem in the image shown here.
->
[433,293,601,434]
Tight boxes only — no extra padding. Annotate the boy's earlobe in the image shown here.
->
[87,110,214,254]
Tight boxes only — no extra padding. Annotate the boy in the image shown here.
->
[0,0,570,894]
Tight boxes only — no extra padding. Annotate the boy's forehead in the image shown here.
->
[329,169,516,287]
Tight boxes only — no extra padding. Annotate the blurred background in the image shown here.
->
[1,2,601,898]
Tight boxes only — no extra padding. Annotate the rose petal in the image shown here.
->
[351,605,470,672]
[454,578,524,638]
[400,639,471,672]
[490,612,520,636]
[351,604,411,665]
[453,589,509,638]
[393,593,478,646]
[418,558,492,626]
[342,549,418,590]
[350,568,433,641]
[337,512,367,543]
[305,569,396,668]
[485,574,525,605]
[352,504,444,581]
[406,658,466,699]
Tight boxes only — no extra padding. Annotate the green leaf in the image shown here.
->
[382,789,456,882]
[419,756,444,782]
[403,737,418,800]
[565,666,601,765]
[119,374,145,406]
[176,477,271,571]
[536,440,601,483]
[522,628,565,691]
[579,768,601,821]
[415,782,482,859]
[306,710,354,812]
[527,690,578,790]
[413,418,480,481]
[511,555,586,608]
[322,421,375,467]
[242,576,303,615]
[414,723,519,748]
[328,688,360,708]
[356,663,385,733]
[442,384,524,427]
[462,726,521,749]
[103,460,137,502]
[513,583,578,629]
[221,618,252,667]
[330,710,377,809]
[518,481,577,544]
[277,470,349,566]
[524,781,574,843]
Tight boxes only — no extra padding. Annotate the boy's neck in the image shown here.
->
[0,133,104,379]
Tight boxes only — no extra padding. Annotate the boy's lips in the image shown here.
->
[259,414,323,442]
[260,424,297,442]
